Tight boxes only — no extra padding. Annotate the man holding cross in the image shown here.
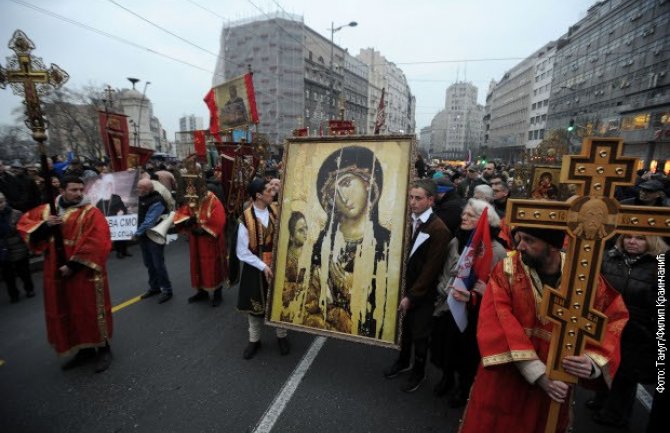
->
[459,226,628,432]
[18,176,114,372]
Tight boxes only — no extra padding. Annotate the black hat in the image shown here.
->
[247,177,268,199]
[512,227,565,249]
[639,180,664,192]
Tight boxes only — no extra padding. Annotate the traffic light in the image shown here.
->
[567,119,575,132]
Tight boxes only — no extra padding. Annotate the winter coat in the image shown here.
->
[601,247,659,383]
[433,191,465,235]
[0,207,29,263]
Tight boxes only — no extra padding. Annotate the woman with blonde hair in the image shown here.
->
[589,234,668,428]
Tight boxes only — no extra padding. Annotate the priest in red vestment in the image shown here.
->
[174,190,227,306]
[18,176,113,372]
[459,227,628,433]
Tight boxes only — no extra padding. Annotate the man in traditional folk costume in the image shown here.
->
[236,178,289,359]
[459,227,628,433]
[174,190,227,307]
[18,176,114,372]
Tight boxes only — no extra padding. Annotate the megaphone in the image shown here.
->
[147,211,175,245]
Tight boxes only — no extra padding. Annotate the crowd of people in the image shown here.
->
[1,152,667,432]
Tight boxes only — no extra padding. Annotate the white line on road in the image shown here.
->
[637,384,652,411]
[251,336,327,433]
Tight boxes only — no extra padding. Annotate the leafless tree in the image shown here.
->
[0,125,35,164]
[42,85,108,160]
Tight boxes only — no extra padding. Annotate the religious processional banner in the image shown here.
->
[84,171,139,240]
[98,111,130,172]
[204,73,259,136]
[267,135,415,348]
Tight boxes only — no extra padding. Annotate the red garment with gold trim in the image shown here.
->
[175,192,227,291]
[18,203,113,356]
[459,252,628,433]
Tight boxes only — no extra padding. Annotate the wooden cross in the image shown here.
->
[0,29,69,143]
[505,137,670,433]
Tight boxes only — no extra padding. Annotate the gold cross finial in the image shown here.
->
[0,30,69,143]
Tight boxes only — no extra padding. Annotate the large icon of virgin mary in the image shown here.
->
[301,145,391,337]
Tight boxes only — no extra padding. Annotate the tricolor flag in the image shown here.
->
[447,207,493,332]
[373,87,386,135]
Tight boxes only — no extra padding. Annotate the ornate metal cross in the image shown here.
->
[506,137,670,432]
[0,30,69,144]
[1,30,69,265]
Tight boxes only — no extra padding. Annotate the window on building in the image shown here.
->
[652,112,670,127]
[540,129,545,139]
[633,113,650,129]
[529,131,533,140]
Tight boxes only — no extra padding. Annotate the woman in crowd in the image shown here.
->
[431,198,507,406]
[589,234,668,428]
[0,192,34,302]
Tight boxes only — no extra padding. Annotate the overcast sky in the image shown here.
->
[0,0,596,141]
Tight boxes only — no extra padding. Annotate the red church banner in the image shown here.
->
[98,111,130,172]
[193,129,207,157]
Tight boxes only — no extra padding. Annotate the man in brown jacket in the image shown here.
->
[384,179,451,392]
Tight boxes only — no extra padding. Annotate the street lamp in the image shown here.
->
[329,21,357,119]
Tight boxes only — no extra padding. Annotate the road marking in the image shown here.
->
[111,295,142,313]
[252,336,327,433]
[637,384,652,412]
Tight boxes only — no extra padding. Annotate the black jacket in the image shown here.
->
[619,195,670,207]
[96,194,127,217]
[10,173,40,212]
[138,191,167,226]
[601,247,659,383]
[433,192,464,235]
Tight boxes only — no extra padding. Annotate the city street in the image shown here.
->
[0,238,652,433]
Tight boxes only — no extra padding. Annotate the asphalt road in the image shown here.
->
[0,238,651,433]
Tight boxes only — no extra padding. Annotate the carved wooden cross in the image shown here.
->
[0,30,69,143]
[506,137,670,433]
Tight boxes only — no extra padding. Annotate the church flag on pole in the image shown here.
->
[98,111,130,172]
[193,129,207,157]
[204,73,259,139]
